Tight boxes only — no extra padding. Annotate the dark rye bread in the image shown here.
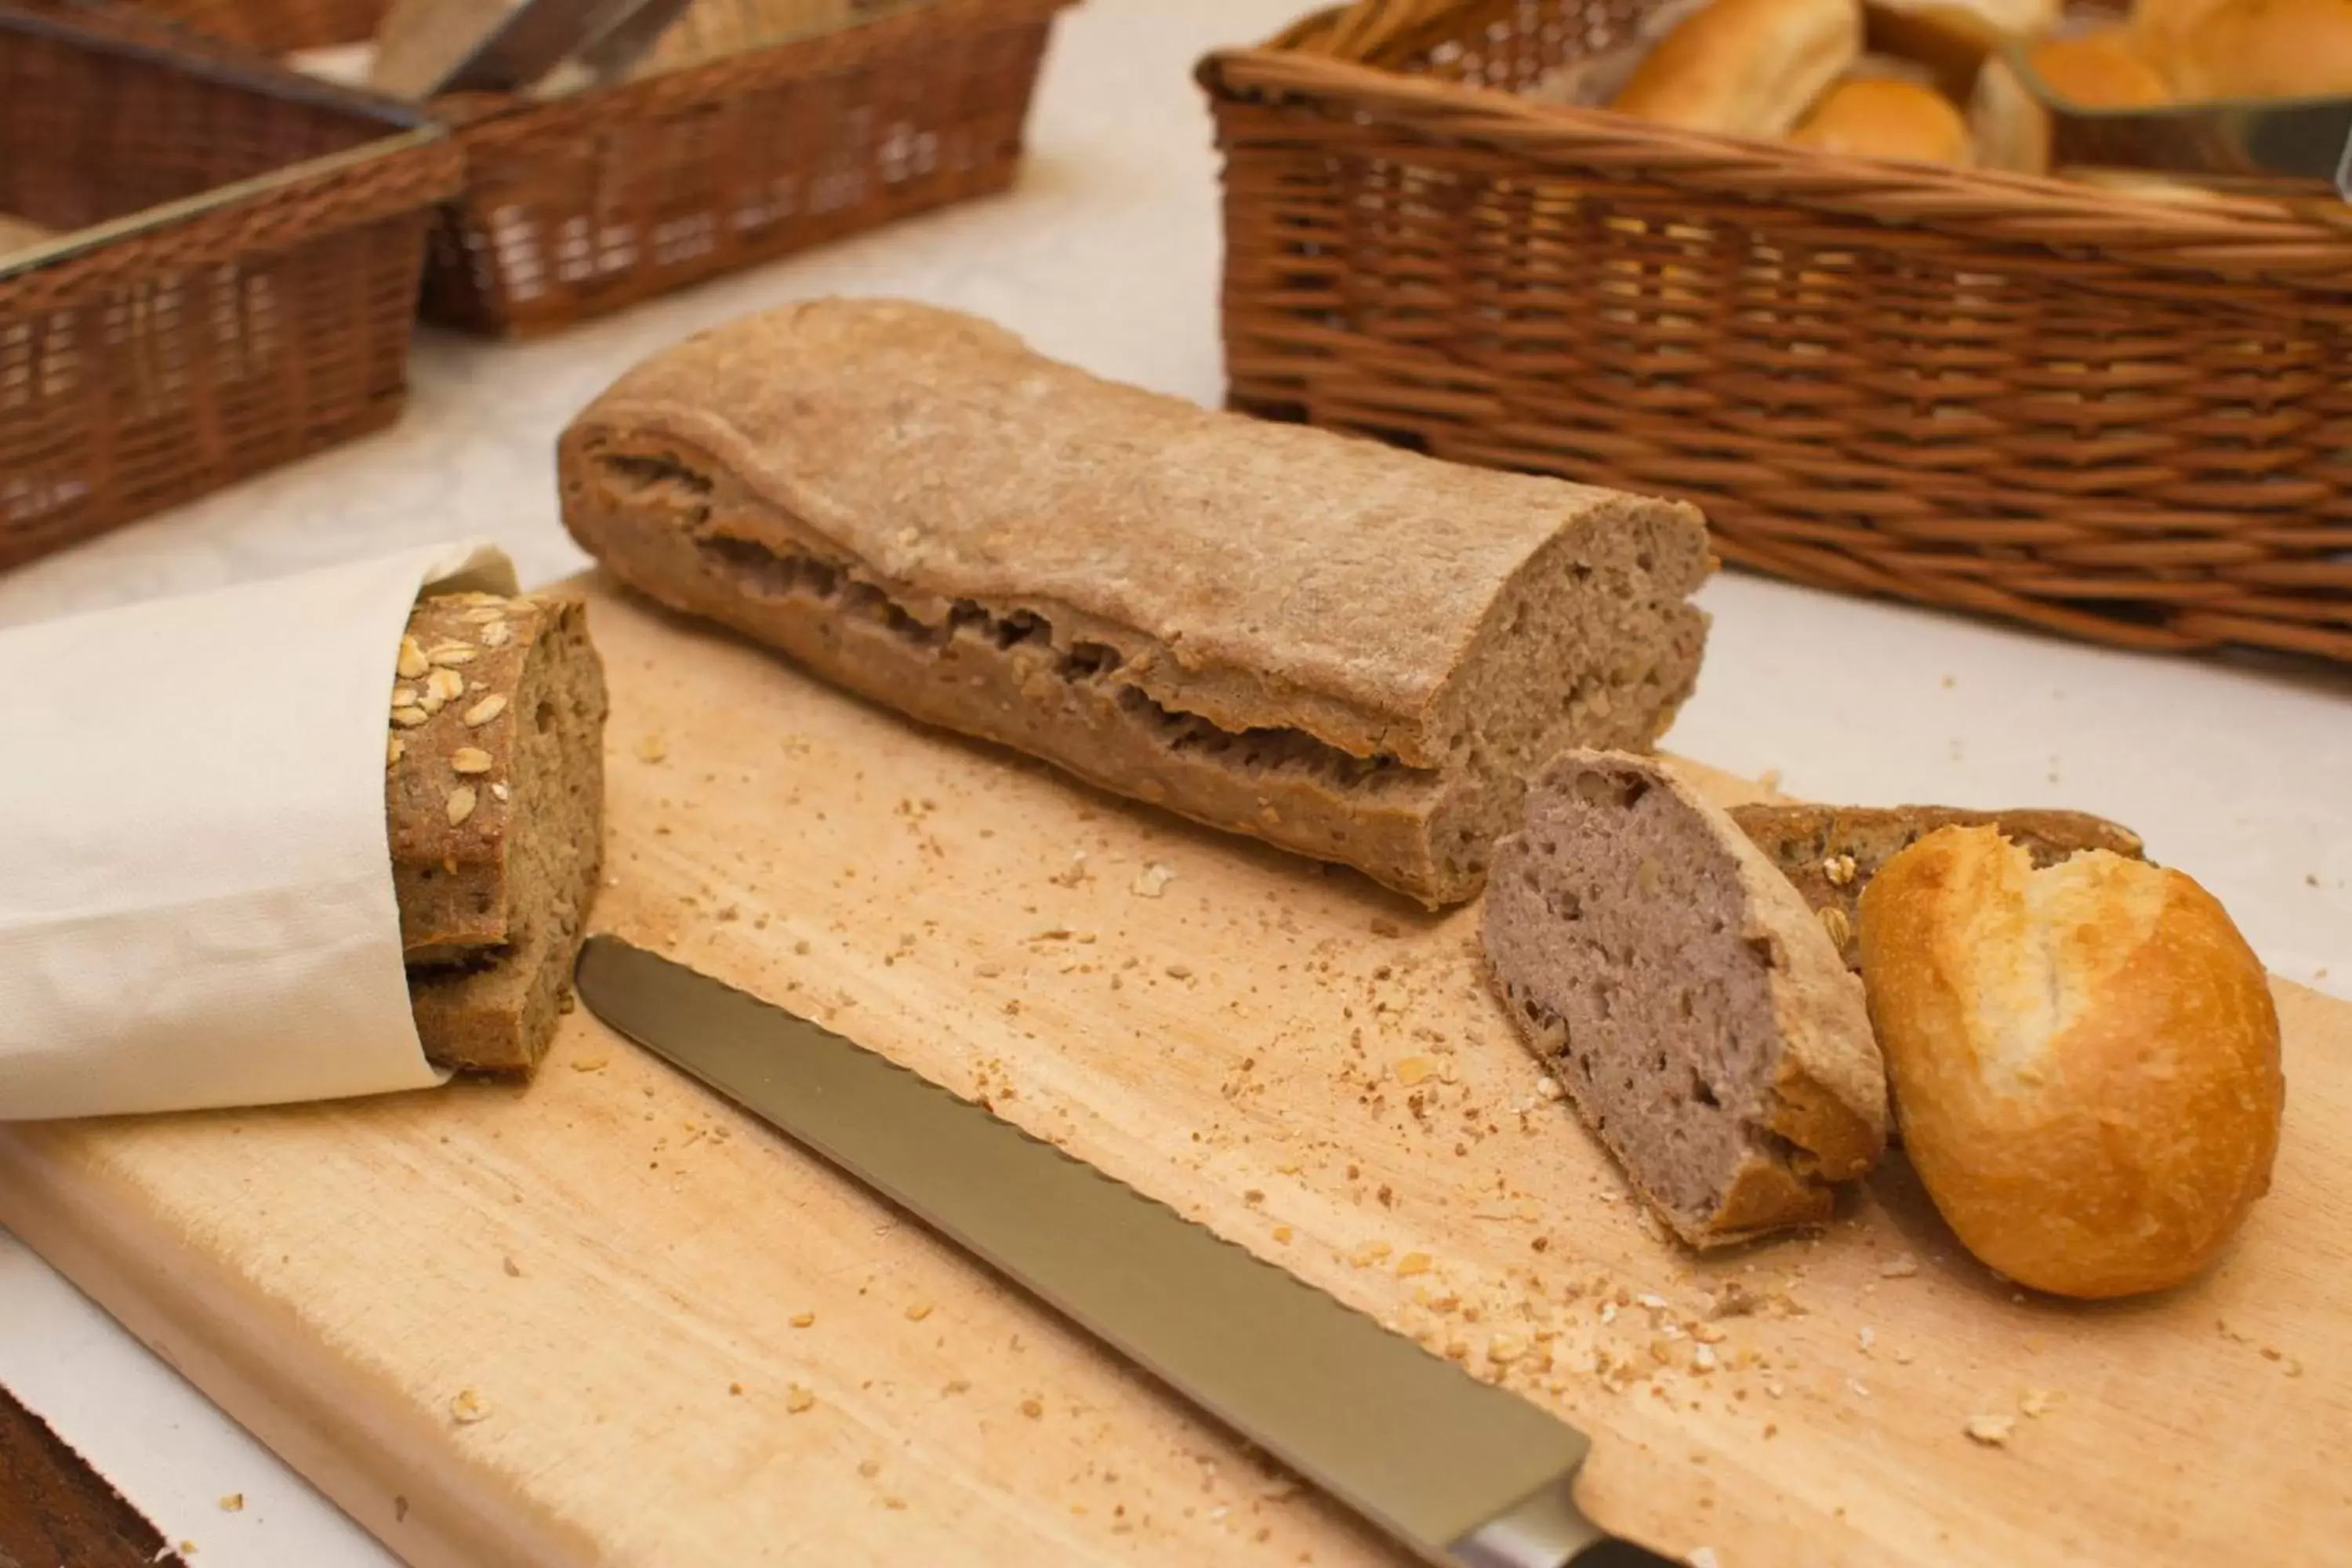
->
[1484,753,1889,1247]
[557,299,1711,908]
[387,591,608,1073]
[1730,803,2145,969]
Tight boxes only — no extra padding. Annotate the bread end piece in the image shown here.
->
[395,593,608,1075]
[1857,826,2282,1298]
[1728,801,2143,969]
[1485,752,1888,1248]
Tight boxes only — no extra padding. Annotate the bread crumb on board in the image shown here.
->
[1965,1414,2016,1447]
[449,1388,491,1425]
[786,1385,817,1414]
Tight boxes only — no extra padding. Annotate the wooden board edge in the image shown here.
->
[0,1124,593,1568]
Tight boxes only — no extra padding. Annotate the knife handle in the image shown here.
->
[1448,1475,1682,1567]
[1566,1541,1682,1566]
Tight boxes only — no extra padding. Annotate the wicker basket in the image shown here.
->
[134,0,1073,336]
[0,4,460,572]
[1201,0,2352,665]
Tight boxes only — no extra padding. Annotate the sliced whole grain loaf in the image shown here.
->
[557,299,1711,908]
[1484,752,1889,1247]
[1730,803,2144,969]
[388,590,608,1073]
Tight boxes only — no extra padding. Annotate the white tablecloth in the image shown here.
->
[2,2,2345,1559]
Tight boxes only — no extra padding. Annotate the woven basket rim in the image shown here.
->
[0,2,433,125]
[1198,3,2352,292]
[0,126,456,286]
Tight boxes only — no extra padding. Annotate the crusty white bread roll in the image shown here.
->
[1862,0,2060,93]
[2162,0,2352,100]
[1788,76,1978,163]
[1857,827,2284,1299]
[1612,0,1864,136]
[1970,28,2172,174]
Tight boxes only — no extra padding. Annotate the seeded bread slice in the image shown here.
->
[387,590,608,1074]
[1730,804,2144,969]
[558,298,1711,908]
[1483,752,1889,1247]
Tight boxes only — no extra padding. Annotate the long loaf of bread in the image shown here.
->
[557,299,1712,906]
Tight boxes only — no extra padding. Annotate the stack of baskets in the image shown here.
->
[0,2,459,569]
[2,0,1071,568]
[1203,0,2352,665]
[136,0,1073,335]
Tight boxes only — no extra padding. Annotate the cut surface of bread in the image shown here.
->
[1483,752,1888,1247]
[1730,802,2143,968]
[560,299,1710,908]
[389,591,608,1074]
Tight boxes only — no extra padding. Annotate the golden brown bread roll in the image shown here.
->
[2130,0,2232,67]
[1788,76,1978,163]
[2164,0,2352,100]
[1612,0,1865,136]
[1857,827,2284,1300]
[1862,0,2060,93]
[2031,25,2174,102]
[1970,29,2170,174]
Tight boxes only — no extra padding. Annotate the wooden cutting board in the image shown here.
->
[2,576,2346,1568]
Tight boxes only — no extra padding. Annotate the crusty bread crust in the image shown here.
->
[1863,0,2059,92]
[1613,0,1864,135]
[1787,77,1976,165]
[558,299,1710,906]
[389,591,608,1074]
[1730,801,2143,969]
[1857,826,2283,1298]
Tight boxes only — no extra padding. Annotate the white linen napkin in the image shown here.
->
[0,541,517,1120]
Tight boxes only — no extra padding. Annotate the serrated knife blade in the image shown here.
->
[574,935,1673,1567]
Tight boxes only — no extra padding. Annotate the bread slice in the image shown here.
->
[558,299,1711,908]
[387,591,608,1073]
[1484,752,1888,1247]
[1730,802,2143,969]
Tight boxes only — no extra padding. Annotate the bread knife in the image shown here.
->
[573,935,1675,1567]
[375,0,690,97]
